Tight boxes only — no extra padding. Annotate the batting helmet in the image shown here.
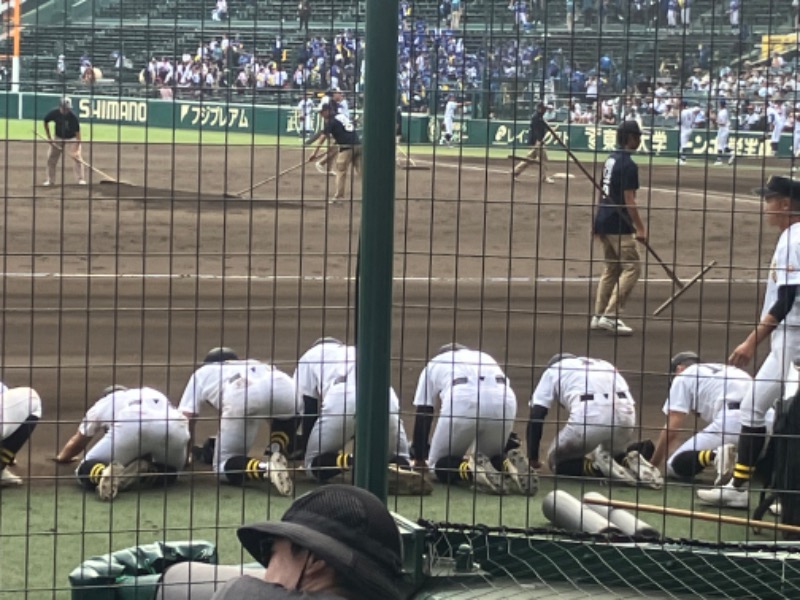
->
[437,342,468,355]
[203,346,239,364]
[548,353,577,368]
[670,351,700,373]
[719,99,727,107]
[616,120,643,147]
[101,384,128,397]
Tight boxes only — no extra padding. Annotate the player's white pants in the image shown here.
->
[771,123,784,145]
[666,407,740,478]
[681,8,690,25]
[213,370,297,473]
[793,132,800,155]
[730,9,739,26]
[680,130,691,150]
[443,117,454,136]
[82,407,190,469]
[546,396,636,471]
[428,379,517,466]
[303,381,410,475]
[716,127,730,152]
[1,388,42,439]
[740,328,800,428]
[667,9,677,26]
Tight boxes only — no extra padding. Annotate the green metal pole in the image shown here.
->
[355,0,398,501]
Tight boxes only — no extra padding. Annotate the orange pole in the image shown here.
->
[12,0,20,56]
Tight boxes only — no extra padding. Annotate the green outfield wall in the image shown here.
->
[2,92,795,158]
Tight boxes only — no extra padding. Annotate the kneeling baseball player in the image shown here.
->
[1,386,42,486]
[55,385,190,501]
[529,353,663,488]
[650,351,773,484]
[179,347,298,497]
[411,343,535,496]
[295,337,429,495]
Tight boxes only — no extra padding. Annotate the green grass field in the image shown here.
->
[0,472,781,599]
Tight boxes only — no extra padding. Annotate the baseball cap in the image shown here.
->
[59,97,72,108]
[237,485,404,600]
[753,175,800,202]
[670,351,700,373]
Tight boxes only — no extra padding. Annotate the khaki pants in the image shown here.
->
[333,146,361,200]
[47,138,85,183]
[594,234,641,316]
[513,142,548,179]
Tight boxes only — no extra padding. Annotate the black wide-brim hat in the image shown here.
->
[238,485,404,600]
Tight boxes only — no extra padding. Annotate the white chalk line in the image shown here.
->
[0,272,763,284]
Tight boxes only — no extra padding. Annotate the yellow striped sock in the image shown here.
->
[733,462,754,482]
[584,458,599,476]
[270,431,289,453]
[335,452,352,470]
[699,450,712,467]
[458,460,471,482]
[246,458,264,480]
[503,458,512,472]
[0,448,14,466]
[89,463,106,485]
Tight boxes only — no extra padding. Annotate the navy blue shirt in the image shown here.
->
[324,114,360,146]
[593,149,639,235]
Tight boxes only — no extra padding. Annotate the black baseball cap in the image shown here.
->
[753,175,800,202]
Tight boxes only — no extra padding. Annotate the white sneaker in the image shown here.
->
[696,481,749,508]
[596,316,633,336]
[544,176,556,184]
[268,452,293,496]
[590,315,602,330]
[505,449,538,496]
[387,464,432,495]
[78,179,87,185]
[713,444,737,486]
[589,446,638,486]
[42,180,52,187]
[677,159,686,165]
[623,451,664,489]
[714,160,723,166]
[468,453,504,494]
[97,462,124,501]
[0,468,23,487]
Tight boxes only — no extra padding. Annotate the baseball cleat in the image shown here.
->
[97,462,124,501]
[505,449,539,496]
[696,481,749,508]
[42,180,52,187]
[78,179,87,185]
[596,316,633,336]
[117,459,151,492]
[623,450,663,489]
[589,446,637,486]
[590,315,602,330]
[268,452,293,497]
[387,464,433,496]
[713,443,737,486]
[0,468,23,487]
[468,453,504,495]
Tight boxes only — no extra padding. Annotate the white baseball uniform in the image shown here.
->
[680,107,695,149]
[741,222,800,428]
[770,104,787,145]
[662,363,752,478]
[1,386,41,440]
[298,97,315,134]
[413,349,517,465]
[81,387,189,469]
[531,357,636,471]
[716,107,730,153]
[443,99,457,137]
[302,377,410,474]
[793,117,800,155]
[179,359,297,472]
